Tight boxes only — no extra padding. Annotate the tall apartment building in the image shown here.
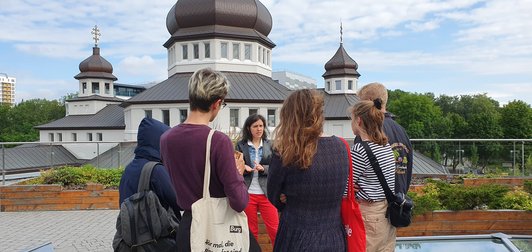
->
[0,73,16,106]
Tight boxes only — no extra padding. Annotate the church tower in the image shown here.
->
[323,24,360,95]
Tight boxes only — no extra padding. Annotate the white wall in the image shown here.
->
[324,120,355,139]
[67,100,121,115]
[123,102,282,141]
[167,38,272,77]
[39,129,125,143]
[324,77,358,94]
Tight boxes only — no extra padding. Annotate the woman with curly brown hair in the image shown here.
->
[267,89,349,252]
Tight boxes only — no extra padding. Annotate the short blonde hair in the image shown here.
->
[357,82,388,108]
[188,68,230,112]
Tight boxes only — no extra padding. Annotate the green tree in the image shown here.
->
[1,99,65,142]
[500,100,532,139]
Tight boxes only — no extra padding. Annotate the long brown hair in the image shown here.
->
[273,89,324,169]
[351,99,388,145]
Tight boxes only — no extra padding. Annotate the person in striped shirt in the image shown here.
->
[350,98,397,252]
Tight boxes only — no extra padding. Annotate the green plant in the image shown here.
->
[524,180,532,194]
[21,165,123,189]
[500,190,532,211]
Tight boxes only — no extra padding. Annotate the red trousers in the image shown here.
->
[244,194,279,246]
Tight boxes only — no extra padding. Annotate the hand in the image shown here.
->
[244,165,254,173]
[354,183,361,193]
[280,193,287,204]
[254,161,264,172]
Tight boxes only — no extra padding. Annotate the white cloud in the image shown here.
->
[406,19,442,32]
[117,56,167,82]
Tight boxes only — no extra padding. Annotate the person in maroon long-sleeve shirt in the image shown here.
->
[160,68,254,252]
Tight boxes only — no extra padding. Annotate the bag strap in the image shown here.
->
[338,137,354,198]
[202,129,216,199]
[356,136,394,203]
[138,161,159,192]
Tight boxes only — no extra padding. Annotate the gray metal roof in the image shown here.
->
[35,105,125,130]
[86,142,136,169]
[320,89,360,119]
[67,95,124,102]
[0,144,81,172]
[123,72,291,106]
[412,150,450,175]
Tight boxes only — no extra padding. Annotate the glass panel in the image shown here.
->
[396,239,511,252]
[193,44,199,59]
[221,43,228,58]
[92,82,99,94]
[204,42,210,58]
[511,238,532,251]
[180,109,188,123]
[244,44,251,60]
[230,109,239,127]
[249,108,258,116]
[145,110,152,118]
[105,83,110,94]
[267,109,276,127]
[348,80,353,90]
[335,80,342,90]
[233,43,240,59]
[162,110,170,126]
[182,44,188,59]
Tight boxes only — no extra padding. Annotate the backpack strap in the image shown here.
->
[138,161,160,192]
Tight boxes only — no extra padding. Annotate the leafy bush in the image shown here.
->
[21,165,123,189]
[524,180,532,194]
[409,180,530,215]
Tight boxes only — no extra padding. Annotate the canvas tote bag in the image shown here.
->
[190,129,250,252]
[339,137,366,252]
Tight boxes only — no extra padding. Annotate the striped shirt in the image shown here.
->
[348,141,395,202]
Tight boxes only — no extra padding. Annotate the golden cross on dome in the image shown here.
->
[91,25,101,47]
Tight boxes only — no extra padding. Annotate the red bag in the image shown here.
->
[339,137,366,252]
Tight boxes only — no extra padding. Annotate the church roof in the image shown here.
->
[35,105,125,130]
[319,89,360,119]
[122,72,291,106]
[164,0,274,48]
[323,43,360,78]
[74,47,117,81]
[67,95,124,102]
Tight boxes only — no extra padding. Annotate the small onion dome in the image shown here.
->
[323,44,360,78]
[74,47,117,81]
[164,0,274,48]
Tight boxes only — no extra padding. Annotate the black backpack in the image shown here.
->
[113,161,180,252]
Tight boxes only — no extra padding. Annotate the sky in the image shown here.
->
[1,0,532,106]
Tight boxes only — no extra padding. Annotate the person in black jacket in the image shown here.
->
[236,114,278,246]
[119,117,182,219]
[357,82,414,194]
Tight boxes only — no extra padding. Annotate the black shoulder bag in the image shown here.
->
[358,138,413,228]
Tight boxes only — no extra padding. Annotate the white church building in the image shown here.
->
[36,0,362,155]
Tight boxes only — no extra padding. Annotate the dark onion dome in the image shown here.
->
[164,0,275,48]
[322,44,360,78]
[74,47,117,81]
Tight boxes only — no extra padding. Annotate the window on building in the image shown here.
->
[49,133,54,142]
[244,44,251,60]
[230,109,239,127]
[145,110,152,118]
[204,42,210,58]
[162,109,170,126]
[258,47,263,63]
[249,108,258,116]
[233,43,240,60]
[267,109,276,127]
[335,80,342,90]
[348,80,353,90]
[57,133,62,142]
[180,109,188,123]
[92,82,99,94]
[105,83,110,94]
[72,133,77,142]
[97,133,103,141]
[182,44,188,60]
[87,133,93,142]
[326,81,331,91]
[266,51,270,65]
[263,48,267,64]
[221,42,228,59]
[193,43,199,59]
[82,82,87,94]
